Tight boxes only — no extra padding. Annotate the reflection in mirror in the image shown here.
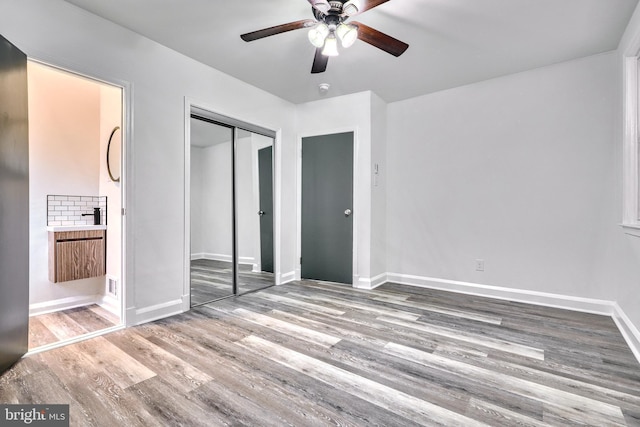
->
[190,117,234,306]
[236,130,275,294]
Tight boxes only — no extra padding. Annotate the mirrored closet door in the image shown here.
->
[189,111,275,307]
[189,118,235,304]
[235,130,275,295]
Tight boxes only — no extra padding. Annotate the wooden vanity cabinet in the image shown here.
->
[48,230,105,283]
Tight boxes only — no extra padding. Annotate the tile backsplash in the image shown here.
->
[47,195,107,226]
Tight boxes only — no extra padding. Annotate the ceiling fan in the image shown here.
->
[240,0,409,74]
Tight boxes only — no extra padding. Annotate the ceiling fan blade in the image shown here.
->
[352,22,408,57]
[241,20,313,42]
[348,0,391,16]
[311,48,329,73]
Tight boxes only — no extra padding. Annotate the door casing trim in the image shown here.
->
[183,97,282,309]
[24,57,130,330]
[296,128,359,286]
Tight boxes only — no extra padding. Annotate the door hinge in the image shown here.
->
[299,257,302,264]
[121,208,126,216]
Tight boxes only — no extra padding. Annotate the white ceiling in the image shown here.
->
[63,0,638,104]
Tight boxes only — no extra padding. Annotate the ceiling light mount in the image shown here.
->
[328,1,344,13]
[318,83,330,95]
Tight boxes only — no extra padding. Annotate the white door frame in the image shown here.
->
[296,127,360,286]
[183,97,282,308]
[25,57,131,354]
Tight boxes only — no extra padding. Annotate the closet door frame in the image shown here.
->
[184,101,278,309]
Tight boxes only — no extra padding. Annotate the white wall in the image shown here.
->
[28,61,103,308]
[191,142,233,260]
[387,52,621,300]
[370,93,388,281]
[2,0,297,324]
[190,146,204,257]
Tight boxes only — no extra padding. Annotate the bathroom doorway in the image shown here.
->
[26,61,126,352]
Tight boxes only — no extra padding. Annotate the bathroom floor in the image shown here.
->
[28,304,120,350]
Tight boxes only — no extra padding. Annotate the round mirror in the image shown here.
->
[107,126,121,182]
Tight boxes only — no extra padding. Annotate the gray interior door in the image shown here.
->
[0,35,30,372]
[258,146,274,273]
[301,132,353,284]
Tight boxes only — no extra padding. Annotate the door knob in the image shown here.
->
[344,209,352,217]
[258,210,265,216]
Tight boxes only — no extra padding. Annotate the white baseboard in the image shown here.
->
[386,273,615,315]
[279,271,296,285]
[239,256,256,266]
[29,294,100,317]
[385,272,640,364]
[131,298,185,325]
[191,253,255,266]
[98,294,121,317]
[191,253,231,262]
[355,273,387,290]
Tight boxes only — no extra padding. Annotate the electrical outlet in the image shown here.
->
[475,259,485,271]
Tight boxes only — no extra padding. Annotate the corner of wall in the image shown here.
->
[612,303,640,364]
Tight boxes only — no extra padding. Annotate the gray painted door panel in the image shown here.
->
[0,34,29,372]
[258,146,274,273]
[301,132,353,284]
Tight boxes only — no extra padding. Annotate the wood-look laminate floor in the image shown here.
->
[190,259,274,305]
[28,304,120,350]
[3,281,640,426]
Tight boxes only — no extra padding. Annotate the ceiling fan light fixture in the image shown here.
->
[336,23,358,48]
[312,0,331,13]
[322,33,339,56]
[308,23,330,48]
[342,1,359,16]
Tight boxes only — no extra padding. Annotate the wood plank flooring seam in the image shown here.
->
[5,280,640,426]
[384,342,627,426]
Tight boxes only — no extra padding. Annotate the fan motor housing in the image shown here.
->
[329,1,344,12]
[313,6,346,25]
